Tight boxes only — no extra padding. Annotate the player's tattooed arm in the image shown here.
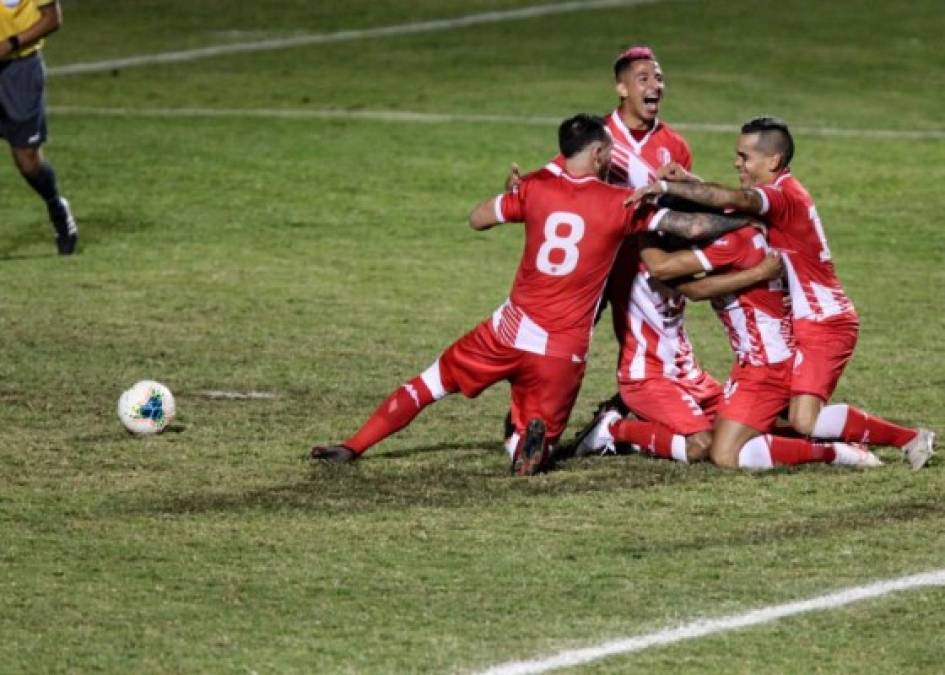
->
[629,180,764,214]
[654,210,759,241]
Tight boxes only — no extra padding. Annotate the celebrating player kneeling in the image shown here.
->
[310,114,754,475]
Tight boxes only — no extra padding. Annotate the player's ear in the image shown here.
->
[765,152,783,173]
[615,79,629,99]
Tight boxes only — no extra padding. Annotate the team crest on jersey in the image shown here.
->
[658,147,672,166]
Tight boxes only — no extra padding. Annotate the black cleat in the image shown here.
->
[309,445,358,463]
[511,418,547,476]
[49,197,78,255]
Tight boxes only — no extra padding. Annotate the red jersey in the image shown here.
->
[695,227,795,366]
[605,111,693,188]
[493,163,658,362]
[753,170,855,323]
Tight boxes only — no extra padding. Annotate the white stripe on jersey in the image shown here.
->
[628,312,648,380]
[491,299,549,357]
[756,309,794,364]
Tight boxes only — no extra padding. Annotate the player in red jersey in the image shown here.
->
[311,114,756,475]
[583,225,882,469]
[629,116,935,469]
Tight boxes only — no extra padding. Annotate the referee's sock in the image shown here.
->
[23,160,62,206]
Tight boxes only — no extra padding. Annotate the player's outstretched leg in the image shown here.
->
[810,404,936,469]
[511,419,547,476]
[736,434,882,470]
[310,372,440,463]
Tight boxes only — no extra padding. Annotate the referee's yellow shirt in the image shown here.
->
[0,0,55,59]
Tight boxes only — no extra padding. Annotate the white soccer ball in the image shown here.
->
[117,380,176,435]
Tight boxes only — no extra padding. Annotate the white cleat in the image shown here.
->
[831,443,883,468]
[574,409,621,457]
[902,428,936,470]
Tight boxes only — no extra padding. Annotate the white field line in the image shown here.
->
[476,568,945,675]
[195,390,278,400]
[46,0,659,77]
[48,105,945,141]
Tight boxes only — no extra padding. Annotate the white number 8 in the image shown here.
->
[536,211,585,276]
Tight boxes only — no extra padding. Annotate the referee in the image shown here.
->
[0,0,76,255]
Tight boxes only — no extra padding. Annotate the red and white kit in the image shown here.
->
[753,170,857,401]
[437,163,660,439]
[694,227,795,432]
[613,240,721,434]
[604,113,719,433]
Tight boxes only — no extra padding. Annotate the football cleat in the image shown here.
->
[574,409,622,457]
[511,418,547,476]
[49,197,78,255]
[831,443,883,468]
[902,428,936,470]
[309,445,358,463]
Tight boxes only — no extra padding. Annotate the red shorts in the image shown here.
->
[619,371,722,435]
[791,315,859,401]
[718,360,793,432]
[437,320,586,440]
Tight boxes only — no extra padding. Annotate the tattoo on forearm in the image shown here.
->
[667,181,761,212]
[657,211,747,240]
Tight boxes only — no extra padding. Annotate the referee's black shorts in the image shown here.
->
[0,52,48,148]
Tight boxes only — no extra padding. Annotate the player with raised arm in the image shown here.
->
[629,116,935,469]
[311,114,755,475]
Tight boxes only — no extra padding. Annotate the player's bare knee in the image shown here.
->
[709,442,738,469]
[686,432,712,462]
[789,409,816,436]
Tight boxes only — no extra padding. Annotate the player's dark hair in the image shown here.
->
[741,116,795,170]
[558,114,609,158]
[613,45,656,79]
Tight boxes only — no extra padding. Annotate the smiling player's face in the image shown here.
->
[616,60,664,128]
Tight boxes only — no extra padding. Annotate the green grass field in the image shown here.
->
[2,1,944,672]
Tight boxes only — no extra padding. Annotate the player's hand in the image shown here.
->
[504,163,522,192]
[654,161,693,182]
[624,181,664,209]
[755,250,783,281]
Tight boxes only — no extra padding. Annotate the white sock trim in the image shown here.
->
[504,432,520,460]
[670,435,689,464]
[738,435,774,470]
[812,404,849,439]
[420,359,448,400]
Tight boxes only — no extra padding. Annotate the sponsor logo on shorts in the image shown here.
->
[27,132,41,145]
[723,378,738,401]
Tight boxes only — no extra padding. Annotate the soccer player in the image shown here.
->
[629,116,935,468]
[586,225,883,470]
[0,0,76,255]
[310,114,756,475]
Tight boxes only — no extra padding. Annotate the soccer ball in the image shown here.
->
[117,380,176,434]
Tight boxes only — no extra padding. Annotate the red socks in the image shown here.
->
[343,376,435,454]
[841,406,917,448]
[611,419,680,460]
[767,435,836,465]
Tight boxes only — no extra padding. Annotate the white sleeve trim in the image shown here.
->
[493,194,506,223]
[753,187,770,215]
[648,207,670,231]
[691,247,713,272]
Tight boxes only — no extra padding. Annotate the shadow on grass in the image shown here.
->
[124,447,726,518]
